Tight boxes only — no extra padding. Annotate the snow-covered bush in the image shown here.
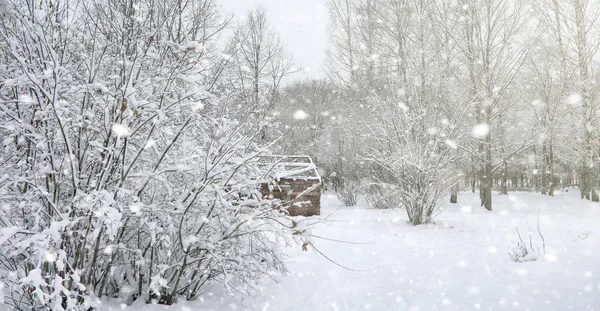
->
[361,183,401,209]
[334,181,361,206]
[381,146,454,225]
[361,92,461,225]
[508,240,539,263]
[508,219,546,263]
[508,228,539,263]
[0,1,295,309]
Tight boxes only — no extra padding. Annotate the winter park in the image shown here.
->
[1,0,600,310]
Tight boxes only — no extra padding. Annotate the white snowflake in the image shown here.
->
[566,93,582,106]
[293,110,309,120]
[471,124,489,139]
[111,123,130,138]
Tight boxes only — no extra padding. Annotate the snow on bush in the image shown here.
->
[361,182,401,209]
[361,94,461,225]
[508,222,546,263]
[334,180,361,206]
[508,228,539,263]
[111,123,131,138]
[0,1,300,309]
[508,240,539,263]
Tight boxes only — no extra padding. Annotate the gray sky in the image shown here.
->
[221,0,328,79]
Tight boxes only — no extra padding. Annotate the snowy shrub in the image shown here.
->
[508,218,546,263]
[361,92,461,225]
[0,1,297,309]
[362,183,400,209]
[334,181,360,206]
[508,240,539,263]
[508,228,539,263]
[389,149,454,225]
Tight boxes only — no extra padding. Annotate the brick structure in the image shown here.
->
[260,156,321,216]
[261,178,321,216]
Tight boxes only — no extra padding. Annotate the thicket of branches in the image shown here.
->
[0,0,300,309]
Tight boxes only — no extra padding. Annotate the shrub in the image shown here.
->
[508,228,539,262]
[334,181,360,206]
[362,183,401,209]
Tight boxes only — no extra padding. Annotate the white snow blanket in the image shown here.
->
[96,189,600,310]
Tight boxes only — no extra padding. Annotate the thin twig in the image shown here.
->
[309,242,363,272]
[308,234,369,245]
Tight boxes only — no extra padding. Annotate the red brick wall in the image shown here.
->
[261,178,321,216]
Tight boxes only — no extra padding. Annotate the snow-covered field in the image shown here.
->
[109,190,600,310]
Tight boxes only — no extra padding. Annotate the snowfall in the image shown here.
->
[29,190,600,310]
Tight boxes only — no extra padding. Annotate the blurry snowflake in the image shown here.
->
[566,93,582,106]
[111,123,130,138]
[293,110,309,120]
[471,124,489,139]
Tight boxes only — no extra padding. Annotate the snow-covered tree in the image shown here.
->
[222,6,296,140]
[0,0,295,309]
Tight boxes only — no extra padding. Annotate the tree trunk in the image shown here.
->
[580,169,590,199]
[548,141,555,196]
[592,189,599,202]
[500,161,508,195]
[480,130,492,211]
[574,0,594,201]
[541,144,548,195]
[592,174,599,202]
[450,182,459,203]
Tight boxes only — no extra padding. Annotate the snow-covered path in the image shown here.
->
[118,190,600,311]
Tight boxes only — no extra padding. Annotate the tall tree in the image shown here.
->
[450,0,533,210]
[326,0,358,87]
[224,6,295,139]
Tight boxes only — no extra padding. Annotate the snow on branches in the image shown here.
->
[0,1,298,309]
[360,93,462,225]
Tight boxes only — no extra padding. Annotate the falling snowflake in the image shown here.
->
[293,110,309,120]
[471,124,489,139]
[111,123,130,138]
[566,93,582,106]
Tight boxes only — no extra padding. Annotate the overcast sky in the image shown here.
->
[221,0,328,79]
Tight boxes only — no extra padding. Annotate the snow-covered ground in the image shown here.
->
[109,189,600,310]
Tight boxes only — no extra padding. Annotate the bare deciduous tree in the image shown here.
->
[224,6,296,139]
